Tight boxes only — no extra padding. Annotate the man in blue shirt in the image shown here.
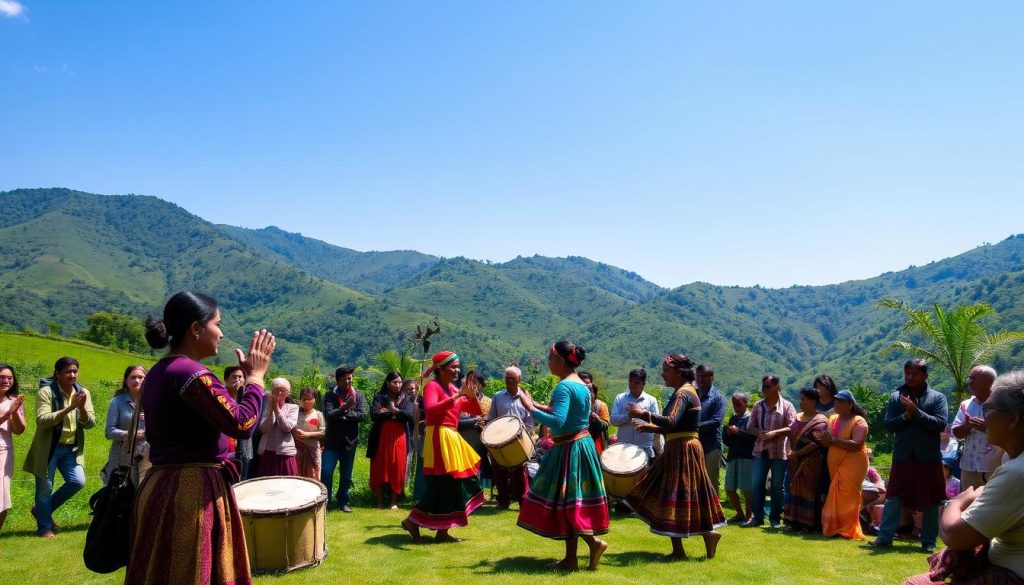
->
[696,364,726,492]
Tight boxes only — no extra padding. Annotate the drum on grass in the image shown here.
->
[481,415,534,468]
[233,476,327,572]
[600,443,649,498]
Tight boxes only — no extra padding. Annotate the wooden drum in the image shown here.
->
[600,443,649,498]
[481,415,534,468]
[233,476,327,572]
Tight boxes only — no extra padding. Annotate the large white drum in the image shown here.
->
[600,443,649,498]
[233,476,327,572]
[481,415,534,468]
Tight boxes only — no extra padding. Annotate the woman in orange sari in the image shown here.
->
[822,389,870,539]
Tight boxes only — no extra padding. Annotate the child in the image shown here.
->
[723,392,756,523]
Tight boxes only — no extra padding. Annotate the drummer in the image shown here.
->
[484,366,534,510]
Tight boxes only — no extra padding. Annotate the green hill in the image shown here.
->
[2,187,1023,395]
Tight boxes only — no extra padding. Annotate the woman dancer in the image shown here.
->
[517,341,609,570]
[125,291,274,585]
[624,353,725,560]
[401,351,484,542]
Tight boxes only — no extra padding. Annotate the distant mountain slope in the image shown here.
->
[217,224,438,293]
[2,187,1022,394]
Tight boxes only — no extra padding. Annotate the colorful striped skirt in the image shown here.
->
[624,434,726,537]
[408,425,484,530]
[517,429,609,540]
[125,464,250,585]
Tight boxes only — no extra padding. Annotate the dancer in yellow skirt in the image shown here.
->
[402,351,484,542]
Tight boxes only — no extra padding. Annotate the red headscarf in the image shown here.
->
[423,351,459,378]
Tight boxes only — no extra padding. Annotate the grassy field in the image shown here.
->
[0,332,928,583]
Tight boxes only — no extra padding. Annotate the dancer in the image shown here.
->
[401,351,484,542]
[624,353,726,560]
[517,341,609,571]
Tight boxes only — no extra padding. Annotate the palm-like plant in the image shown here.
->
[365,349,423,381]
[877,298,1024,404]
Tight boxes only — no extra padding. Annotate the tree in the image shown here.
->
[365,349,423,381]
[80,312,148,353]
[877,299,1024,404]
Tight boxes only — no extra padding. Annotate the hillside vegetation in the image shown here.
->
[2,187,1023,395]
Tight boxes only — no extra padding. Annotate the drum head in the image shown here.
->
[601,443,649,475]
[234,476,327,514]
[481,415,522,446]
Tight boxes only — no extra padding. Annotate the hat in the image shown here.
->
[835,389,856,402]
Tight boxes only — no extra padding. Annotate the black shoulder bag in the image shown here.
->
[83,396,142,573]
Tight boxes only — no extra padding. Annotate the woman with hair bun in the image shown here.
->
[624,353,726,561]
[125,291,275,585]
[517,340,609,571]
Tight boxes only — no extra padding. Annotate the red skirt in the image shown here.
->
[886,460,945,510]
[257,451,298,477]
[370,420,408,494]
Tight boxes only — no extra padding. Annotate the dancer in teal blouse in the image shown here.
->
[517,340,609,571]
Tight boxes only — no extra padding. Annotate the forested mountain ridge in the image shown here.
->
[2,188,1022,394]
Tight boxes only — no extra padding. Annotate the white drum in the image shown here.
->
[600,443,649,498]
[234,476,327,572]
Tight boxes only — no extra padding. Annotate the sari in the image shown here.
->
[822,414,869,539]
[783,412,829,531]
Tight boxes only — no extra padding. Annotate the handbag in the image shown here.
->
[83,396,142,573]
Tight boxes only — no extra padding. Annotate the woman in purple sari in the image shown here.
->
[125,291,275,585]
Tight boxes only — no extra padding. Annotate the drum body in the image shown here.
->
[481,415,534,468]
[234,476,327,572]
[600,443,649,498]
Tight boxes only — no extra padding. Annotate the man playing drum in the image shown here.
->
[484,366,534,509]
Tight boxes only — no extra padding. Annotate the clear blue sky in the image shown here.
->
[3,1,1023,288]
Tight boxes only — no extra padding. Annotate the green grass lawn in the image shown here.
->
[0,332,928,583]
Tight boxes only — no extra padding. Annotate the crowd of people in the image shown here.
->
[0,290,1022,585]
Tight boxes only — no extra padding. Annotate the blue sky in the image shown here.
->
[3,2,1023,288]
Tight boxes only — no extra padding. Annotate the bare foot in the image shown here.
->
[660,552,688,562]
[588,539,608,570]
[548,560,578,571]
[400,519,421,542]
[435,532,462,543]
[704,532,722,559]
[38,530,56,539]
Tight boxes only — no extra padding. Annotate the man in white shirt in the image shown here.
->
[484,366,533,509]
[952,365,1004,489]
[610,368,661,460]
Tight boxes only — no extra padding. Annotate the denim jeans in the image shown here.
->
[751,453,787,523]
[34,444,86,532]
[321,445,357,506]
[877,495,940,546]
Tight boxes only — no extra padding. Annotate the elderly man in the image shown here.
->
[695,364,726,491]
[743,375,795,529]
[952,365,1004,489]
[869,359,949,553]
[322,366,367,512]
[610,368,661,460]
[484,366,534,509]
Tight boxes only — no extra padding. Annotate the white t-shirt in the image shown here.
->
[962,453,1024,578]
[952,397,1004,473]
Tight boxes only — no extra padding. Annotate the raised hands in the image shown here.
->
[234,329,276,383]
